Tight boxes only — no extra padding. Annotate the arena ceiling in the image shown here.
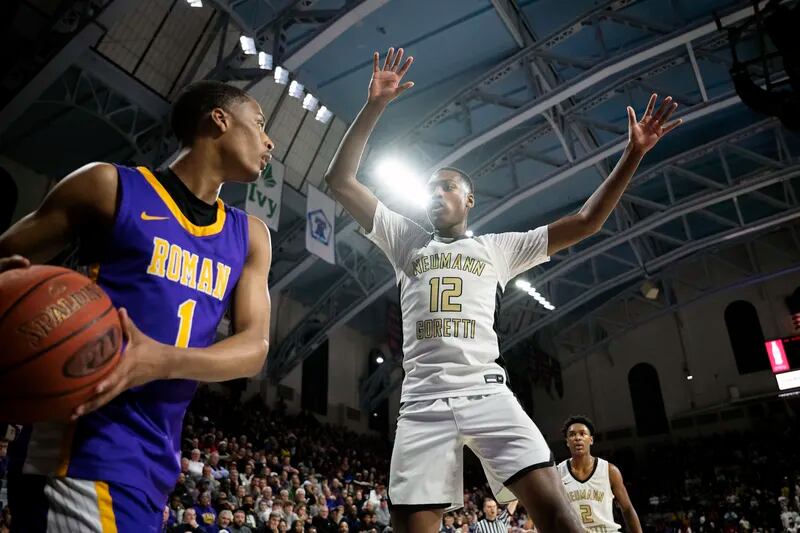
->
[2,0,799,398]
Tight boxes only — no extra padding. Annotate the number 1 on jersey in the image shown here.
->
[175,299,197,348]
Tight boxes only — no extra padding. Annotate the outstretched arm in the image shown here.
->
[324,48,414,232]
[609,464,643,533]
[547,94,681,256]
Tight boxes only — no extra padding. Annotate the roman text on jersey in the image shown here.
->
[146,237,232,300]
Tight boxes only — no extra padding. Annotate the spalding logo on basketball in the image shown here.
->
[0,265,123,423]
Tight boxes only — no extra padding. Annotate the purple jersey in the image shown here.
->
[10,165,249,508]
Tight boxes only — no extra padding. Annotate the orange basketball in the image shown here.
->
[0,265,122,423]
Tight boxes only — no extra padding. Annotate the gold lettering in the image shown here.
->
[440,253,451,269]
[166,244,183,282]
[146,237,169,277]
[212,263,232,300]
[451,254,462,270]
[181,251,199,289]
[197,258,214,295]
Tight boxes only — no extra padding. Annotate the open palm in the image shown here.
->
[628,94,682,154]
[369,47,414,104]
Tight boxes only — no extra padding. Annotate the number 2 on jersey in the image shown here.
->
[429,277,462,312]
[175,299,197,348]
[579,504,593,525]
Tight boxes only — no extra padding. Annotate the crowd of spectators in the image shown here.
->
[1,388,799,532]
[160,387,537,533]
[632,428,800,532]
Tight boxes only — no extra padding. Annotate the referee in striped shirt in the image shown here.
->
[475,498,518,533]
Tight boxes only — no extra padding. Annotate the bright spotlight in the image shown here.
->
[303,94,319,113]
[375,157,429,209]
[687,375,693,381]
[315,105,333,124]
[465,230,474,237]
[258,51,273,70]
[239,36,257,55]
[376,356,384,364]
[274,66,289,85]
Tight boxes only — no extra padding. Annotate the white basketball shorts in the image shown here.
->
[388,390,554,511]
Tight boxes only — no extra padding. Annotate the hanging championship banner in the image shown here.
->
[305,184,336,265]
[245,159,284,231]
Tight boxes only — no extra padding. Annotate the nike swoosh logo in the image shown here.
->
[140,211,169,221]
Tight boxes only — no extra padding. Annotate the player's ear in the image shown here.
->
[210,107,230,133]
[466,192,475,208]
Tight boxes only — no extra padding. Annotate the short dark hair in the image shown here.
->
[170,80,251,146]
[434,166,475,195]
[562,415,595,437]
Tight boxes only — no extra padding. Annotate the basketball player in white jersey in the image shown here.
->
[324,47,680,533]
[558,416,642,533]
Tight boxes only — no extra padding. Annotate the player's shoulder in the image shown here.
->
[66,161,119,188]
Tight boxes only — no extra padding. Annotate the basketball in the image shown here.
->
[0,265,122,423]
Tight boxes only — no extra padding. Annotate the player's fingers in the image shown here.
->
[74,383,123,418]
[372,51,379,73]
[396,81,415,95]
[382,47,394,71]
[659,102,678,124]
[643,93,657,118]
[391,48,404,71]
[0,255,31,273]
[652,96,672,122]
[627,106,636,129]
[397,57,414,79]
[661,118,683,134]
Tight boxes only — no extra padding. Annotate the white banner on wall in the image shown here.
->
[305,184,336,265]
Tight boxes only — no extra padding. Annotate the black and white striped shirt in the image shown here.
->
[475,509,509,533]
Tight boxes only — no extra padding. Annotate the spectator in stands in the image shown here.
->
[173,507,203,533]
[229,509,252,533]
[195,491,217,532]
[316,505,339,532]
[441,512,457,533]
[189,449,205,479]
[214,509,233,533]
[375,498,390,528]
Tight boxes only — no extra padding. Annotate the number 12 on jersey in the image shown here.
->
[429,277,463,312]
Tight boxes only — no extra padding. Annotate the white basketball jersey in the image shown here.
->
[366,202,549,402]
[558,458,621,533]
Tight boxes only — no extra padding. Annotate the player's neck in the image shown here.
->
[570,452,595,471]
[434,219,469,240]
[169,147,225,205]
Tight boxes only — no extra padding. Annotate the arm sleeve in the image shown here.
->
[484,227,550,286]
[364,201,430,273]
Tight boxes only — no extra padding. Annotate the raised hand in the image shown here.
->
[627,94,682,154]
[368,47,414,105]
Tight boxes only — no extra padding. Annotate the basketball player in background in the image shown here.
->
[0,80,274,531]
[559,416,642,533]
[324,47,680,533]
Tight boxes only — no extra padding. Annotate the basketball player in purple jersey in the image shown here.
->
[0,81,274,531]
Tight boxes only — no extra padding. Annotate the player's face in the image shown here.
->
[565,423,593,456]
[218,98,274,182]
[425,171,474,230]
